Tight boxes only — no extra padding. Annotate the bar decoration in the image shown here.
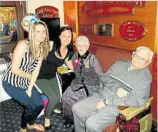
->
[119,21,146,41]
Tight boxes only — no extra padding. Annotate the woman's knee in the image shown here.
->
[72,102,81,116]
[46,97,59,111]
[48,95,60,105]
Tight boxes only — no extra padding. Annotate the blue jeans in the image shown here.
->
[2,81,44,129]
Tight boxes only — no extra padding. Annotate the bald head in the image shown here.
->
[135,46,154,63]
[132,46,154,69]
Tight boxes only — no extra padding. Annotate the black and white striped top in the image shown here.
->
[2,42,40,89]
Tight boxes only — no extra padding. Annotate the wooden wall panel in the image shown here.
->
[64,2,76,29]
[78,1,157,52]
[150,54,157,120]
[63,1,78,42]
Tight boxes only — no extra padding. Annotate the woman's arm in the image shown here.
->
[11,40,31,80]
[45,41,54,62]
[49,41,54,51]
[26,54,43,97]
[92,55,103,76]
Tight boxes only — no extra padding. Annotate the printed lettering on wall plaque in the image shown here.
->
[35,6,59,18]
[81,1,147,16]
[119,21,146,41]
[79,24,94,35]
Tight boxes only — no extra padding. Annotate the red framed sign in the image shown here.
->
[79,24,94,35]
[119,21,146,41]
[86,5,133,16]
[81,1,147,16]
[35,6,59,18]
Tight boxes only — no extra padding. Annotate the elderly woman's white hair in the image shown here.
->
[76,35,90,45]
[135,46,154,62]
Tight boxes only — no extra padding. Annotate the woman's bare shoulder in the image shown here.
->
[14,40,28,53]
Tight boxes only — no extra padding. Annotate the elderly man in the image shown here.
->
[72,46,154,132]
[62,35,103,129]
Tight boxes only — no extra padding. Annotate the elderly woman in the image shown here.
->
[61,36,103,128]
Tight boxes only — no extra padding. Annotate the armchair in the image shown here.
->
[105,97,153,132]
[91,45,156,132]
[118,97,153,132]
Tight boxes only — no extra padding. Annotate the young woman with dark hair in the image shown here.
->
[36,26,75,130]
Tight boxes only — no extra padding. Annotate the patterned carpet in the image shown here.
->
[0,99,74,132]
[0,99,157,132]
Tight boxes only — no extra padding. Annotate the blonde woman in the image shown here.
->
[2,21,50,132]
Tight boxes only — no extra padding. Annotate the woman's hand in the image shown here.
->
[27,74,32,81]
[26,89,32,97]
[65,59,74,71]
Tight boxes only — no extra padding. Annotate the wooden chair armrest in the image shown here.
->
[118,106,129,110]
[118,97,153,111]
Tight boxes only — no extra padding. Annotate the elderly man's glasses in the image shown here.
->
[75,44,88,47]
[134,53,148,61]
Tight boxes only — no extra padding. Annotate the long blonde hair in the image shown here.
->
[28,21,50,59]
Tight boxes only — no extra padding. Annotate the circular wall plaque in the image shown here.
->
[119,21,146,41]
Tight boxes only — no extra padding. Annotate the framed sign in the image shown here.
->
[98,24,113,36]
[119,21,146,41]
[81,1,147,16]
[79,24,94,35]
[35,6,59,18]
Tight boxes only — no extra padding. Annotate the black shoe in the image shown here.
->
[64,120,71,129]
[45,125,52,131]
[71,128,75,132]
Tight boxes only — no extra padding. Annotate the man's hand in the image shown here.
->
[96,101,105,110]
[26,89,32,97]
[117,88,128,98]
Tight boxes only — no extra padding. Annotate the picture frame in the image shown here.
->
[79,24,94,35]
[0,7,18,44]
[98,24,113,37]
[0,1,26,54]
